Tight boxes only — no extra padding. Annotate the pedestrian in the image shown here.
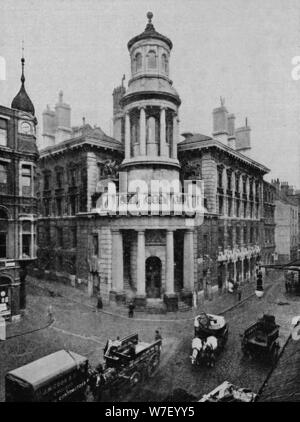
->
[97,293,103,310]
[236,284,242,301]
[128,300,135,318]
[47,305,54,323]
[155,330,162,341]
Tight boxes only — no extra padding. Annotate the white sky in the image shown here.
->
[0,0,299,187]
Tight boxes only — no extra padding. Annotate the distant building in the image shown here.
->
[272,179,299,264]
[34,13,272,311]
[262,181,276,265]
[0,56,38,320]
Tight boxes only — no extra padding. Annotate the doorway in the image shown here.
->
[146,256,162,298]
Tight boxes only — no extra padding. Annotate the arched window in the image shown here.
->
[0,208,8,258]
[161,54,168,73]
[147,51,156,69]
[135,53,142,71]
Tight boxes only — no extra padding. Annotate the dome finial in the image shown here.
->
[147,11,153,23]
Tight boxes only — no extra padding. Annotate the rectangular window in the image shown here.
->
[0,119,8,146]
[235,176,240,193]
[21,221,36,259]
[0,163,7,184]
[203,234,208,255]
[44,174,50,190]
[71,227,77,248]
[93,234,99,256]
[70,196,76,215]
[56,198,62,216]
[70,169,76,186]
[57,228,63,248]
[56,172,63,189]
[236,200,240,217]
[44,199,50,216]
[218,196,223,215]
[228,198,232,216]
[217,170,223,188]
[0,232,6,258]
[227,173,232,191]
[21,165,32,196]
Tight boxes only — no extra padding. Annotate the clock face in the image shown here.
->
[20,121,32,134]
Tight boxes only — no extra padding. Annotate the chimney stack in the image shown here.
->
[54,91,72,143]
[42,105,55,148]
[112,82,126,142]
[235,117,251,157]
[212,97,228,144]
[227,113,236,149]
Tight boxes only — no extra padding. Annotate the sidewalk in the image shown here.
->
[27,274,279,322]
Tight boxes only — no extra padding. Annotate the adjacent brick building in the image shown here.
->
[0,57,38,320]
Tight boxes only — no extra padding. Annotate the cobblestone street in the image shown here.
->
[0,272,299,402]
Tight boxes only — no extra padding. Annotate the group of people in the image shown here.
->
[227,279,242,301]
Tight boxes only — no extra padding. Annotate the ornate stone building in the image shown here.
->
[0,57,38,320]
[35,13,271,311]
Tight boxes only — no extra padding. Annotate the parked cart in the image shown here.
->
[241,314,280,363]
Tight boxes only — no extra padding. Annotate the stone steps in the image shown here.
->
[178,301,191,312]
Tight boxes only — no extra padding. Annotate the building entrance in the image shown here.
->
[146,256,162,298]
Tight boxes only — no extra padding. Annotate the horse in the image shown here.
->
[191,337,203,365]
[202,336,218,367]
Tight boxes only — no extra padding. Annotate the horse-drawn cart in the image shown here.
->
[241,314,280,363]
[191,313,229,367]
[90,333,162,400]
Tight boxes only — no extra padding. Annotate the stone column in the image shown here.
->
[125,112,131,159]
[164,229,178,311]
[224,262,229,290]
[110,229,125,303]
[182,228,194,306]
[136,230,146,306]
[233,260,237,283]
[172,113,178,159]
[139,106,146,156]
[160,107,166,157]
[240,259,244,283]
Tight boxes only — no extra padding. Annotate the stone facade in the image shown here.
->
[0,65,39,320]
[34,13,273,312]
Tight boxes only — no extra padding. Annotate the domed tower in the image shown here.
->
[11,56,35,116]
[120,12,181,190]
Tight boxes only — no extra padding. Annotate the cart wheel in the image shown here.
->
[129,371,142,387]
[147,353,160,378]
[271,343,280,364]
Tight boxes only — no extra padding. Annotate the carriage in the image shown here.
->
[191,312,229,367]
[240,314,280,363]
[90,333,162,400]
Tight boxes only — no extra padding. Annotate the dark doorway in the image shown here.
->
[146,257,162,298]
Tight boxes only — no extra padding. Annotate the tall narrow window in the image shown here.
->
[148,51,156,69]
[21,165,32,196]
[0,163,7,184]
[44,173,50,190]
[57,227,63,248]
[0,209,8,258]
[21,221,35,259]
[93,234,99,256]
[56,197,62,216]
[70,196,76,215]
[135,53,142,71]
[56,171,63,188]
[71,227,77,248]
[0,119,8,146]
[161,54,168,73]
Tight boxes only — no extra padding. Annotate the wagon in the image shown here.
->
[90,333,162,400]
[241,314,280,363]
[194,312,229,350]
[191,313,229,367]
